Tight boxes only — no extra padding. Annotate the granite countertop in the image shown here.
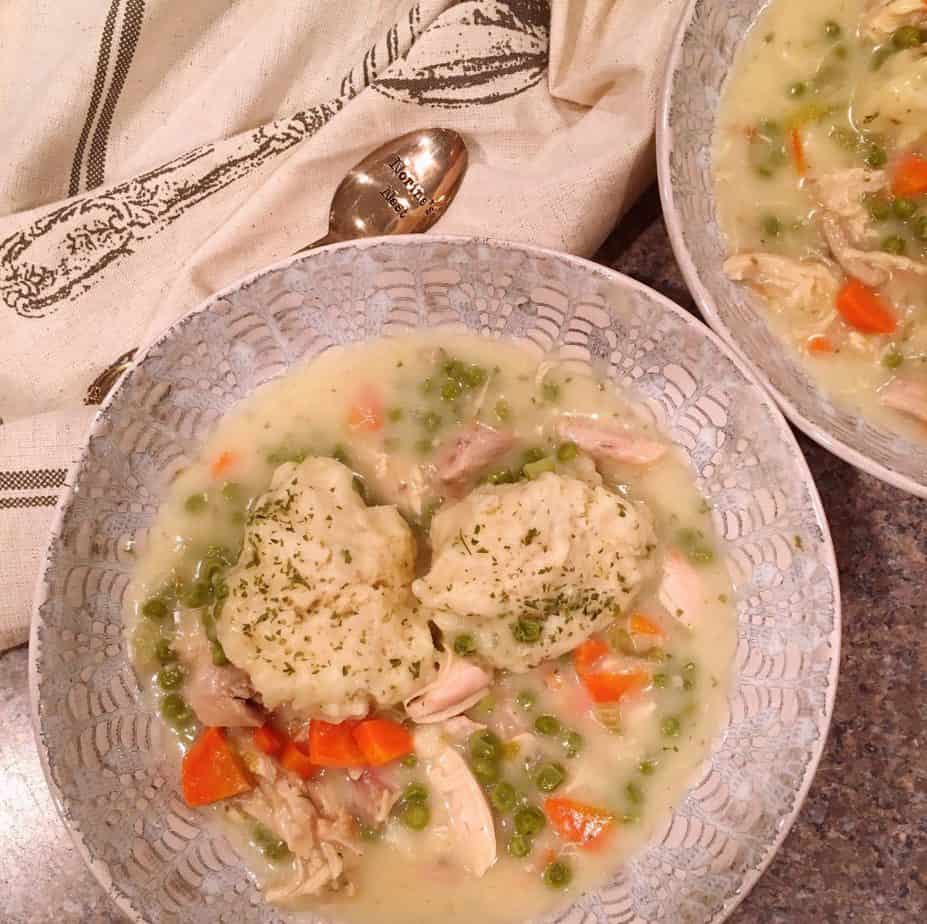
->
[1,190,924,923]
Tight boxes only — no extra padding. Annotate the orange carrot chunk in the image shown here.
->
[347,385,384,432]
[352,718,414,766]
[835,278,896,334]
[544,797,615,849]
[581,668,649,704]
[807,334,834,355]
[209,450,238,479]
[182,727,254,807]
[788,128,807,177]
[572,638,608,677]
[629,613,667,640]
[309,719,365,767]
[252,723,284,757]
[891,153,927,198]
[279,740,318,780]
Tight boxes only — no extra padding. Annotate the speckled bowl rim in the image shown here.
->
[29,233,841,924]
[657,0,927,500]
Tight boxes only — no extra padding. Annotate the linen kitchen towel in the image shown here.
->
[0,0,684,650]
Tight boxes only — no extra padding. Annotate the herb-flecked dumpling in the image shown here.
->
[218,457,436,720]
[413,472,656,671]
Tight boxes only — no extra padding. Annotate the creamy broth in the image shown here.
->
[127,333,735,923]
[714,0,927,439]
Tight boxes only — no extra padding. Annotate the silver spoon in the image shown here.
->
[85,127,469,404]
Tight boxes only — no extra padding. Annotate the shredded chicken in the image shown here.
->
[819,214,927,288]
[405,654,492,723]
[433,422,514,492]
[724,252,839,314]
[349,440,431,517]
[861,0,927,40]
[659,548,705,630]
[806,168,887,244]
[880,376,927,423]
[553,415,666,465]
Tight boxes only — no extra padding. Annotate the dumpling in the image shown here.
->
[413,472,656,671]
[218,457,436,720]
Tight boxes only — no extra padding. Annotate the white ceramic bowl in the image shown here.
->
[658,0,927,498]
[31,236,840,924]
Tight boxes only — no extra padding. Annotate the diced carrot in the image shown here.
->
[347,385,384,432]
[279,740,318,780]
[352,718,413,766]
[209,450,238,479]
[541,847,557,866]
[572,638,608,676]
[182,727,253,807]
[836,278,896,335]
[252,723,284,757]
[788,128,807,176]
[891,153,927,198]
[629,613,667,641]
[807,334,834,355]
[581,668,649,704]
[309,719,365,768]
[544,797,615,849]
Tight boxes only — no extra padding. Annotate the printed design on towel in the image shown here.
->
[70,0,146,196]
[0,495,59,510]
[0,468,68,492]
[373,0,549,107]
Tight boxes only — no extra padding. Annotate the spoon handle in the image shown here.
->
[293,230,340,254]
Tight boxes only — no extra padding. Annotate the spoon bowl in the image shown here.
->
[299,127,468,250]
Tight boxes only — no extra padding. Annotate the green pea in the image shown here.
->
[653,672,668,688]
[182,581,210,608]
[787,81,806,98]
[403,781,429,803]
[882,235,907,255]
[262,839,291,861]
[358,823,383,842]
[892,25,922,49]
[882,350,904,369]
[662,715,681,737]
[508,834,532,858]
[441,378,463,401]
[442,358,468,380]
[522,447,545,465]
[542,381,561,403]
[512,618,542,644]
[556,441,578,462]
[453,633,477,656]
[543,860,572,889]
[155,638,176,663]
[157,664,185,691]
[490,781,517,813]
[400,801,430,831]
[211,640,229,666]
[893,198,918,220]
[161,693,191,724]
[865,145,888,169]
[823,20,841,39]
[514,806,546,837]
[184,492,209,514]
[534,714,561,736]
[221,481,243,503]
[486,468,518,485]
[830,126,859,151]
[864,193,891,221]
[676,527,715,564]
[562,730,584,758]
[914,216,927,241]
[463,365,487,388]
[471,756,501,785]
[761,215,782,238]
[141,597,169,620]
[495,399,511,422]
[639,759,658,775]
[400,754,418,769]
[534,762,566,793]
[625,781,644,805]
[469,729,502,761]
[523,457,555,479]
[516,690,536,710]
[421,411,442,433]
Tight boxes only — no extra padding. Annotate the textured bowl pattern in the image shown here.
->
[31,237,840,924]
[658,0,927,498]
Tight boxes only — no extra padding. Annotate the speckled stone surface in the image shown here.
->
[1,190,924,923]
